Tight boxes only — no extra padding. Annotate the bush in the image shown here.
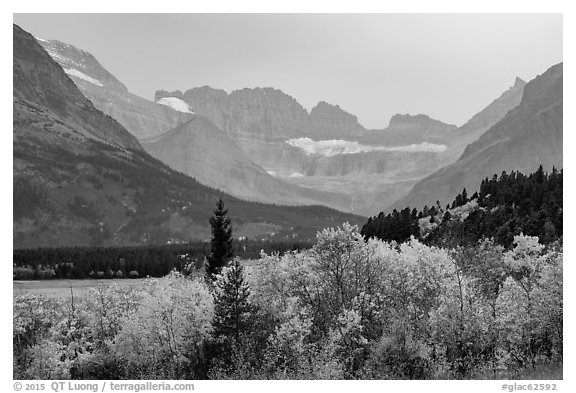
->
[113,272,214,379]
[13,266,35,280]
[367,323,433,379]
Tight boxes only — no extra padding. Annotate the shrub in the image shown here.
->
[13,266,35,280]
[113,272,214,379]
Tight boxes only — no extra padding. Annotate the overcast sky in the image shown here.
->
[13,13,562,129]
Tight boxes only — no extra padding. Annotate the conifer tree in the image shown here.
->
[212,259,254,340]
[207,198,234,278]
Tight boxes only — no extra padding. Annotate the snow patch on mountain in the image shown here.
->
[156,97,194,114]
[63,68,103,87]
[286,138,446,157]
[45,49,73,65]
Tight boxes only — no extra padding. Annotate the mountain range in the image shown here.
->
[23,27,562,237]
[13,24,364,249]
[37,36,534,216]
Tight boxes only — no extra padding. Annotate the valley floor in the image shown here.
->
[13,278,148,299]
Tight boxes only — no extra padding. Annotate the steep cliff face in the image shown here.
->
[38,39,193,140]
[361,114,457,146]
[160,88,371,142]
[227,88,310,141]
[174,86,231,131]
[302,150,440,177]
[171,86,310,142]
[307,101,366,139]
[395,63,562,210]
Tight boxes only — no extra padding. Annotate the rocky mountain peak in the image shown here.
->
[13,24,141,150]
[514,76,526,88]
[309,101,359,124]
[183,85,229,99]
[389,113,433,126]
[38,39,128,92]
[387,113,456,131]
[228,87,306,113]
[518,63,562,110]
[155,89,184,101]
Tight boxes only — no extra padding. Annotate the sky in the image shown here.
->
[13,13,562,129]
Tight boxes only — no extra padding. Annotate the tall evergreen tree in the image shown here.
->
[207,198,234,278]
[212,259,255,340]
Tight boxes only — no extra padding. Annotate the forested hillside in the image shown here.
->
[362,166,562,247]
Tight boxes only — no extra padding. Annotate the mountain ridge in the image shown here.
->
[393,63,562,210]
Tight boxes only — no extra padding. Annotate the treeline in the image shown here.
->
[13,239,313,280]
[362,166,562,247]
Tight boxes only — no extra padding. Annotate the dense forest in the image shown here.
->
[13,240,313,280]
[361,166,562,248]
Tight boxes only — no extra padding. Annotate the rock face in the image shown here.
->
[160,88,369,142]
[38,39,194,140]
[172,86,311,142]
[361,114,458,146]
[307,101,366,139]
[395,63,562,210]
[302,150,440,177]
[13,24,364,248]
[39,39,129,92]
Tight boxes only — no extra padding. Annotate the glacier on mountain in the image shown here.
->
[286,137,446,157]
[156,97,195,114]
